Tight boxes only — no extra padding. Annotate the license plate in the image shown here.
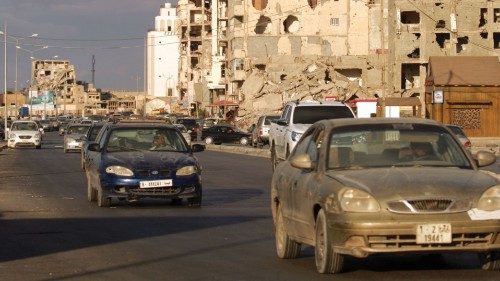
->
[139,179,172,188]
[416,223,452,244]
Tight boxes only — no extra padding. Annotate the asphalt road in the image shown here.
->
[0,132,498,281]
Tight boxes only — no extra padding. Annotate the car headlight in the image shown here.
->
[340,188,380,213]
[9,133,16,139]
[291,131,303,142]
[176,165,198,176]
[477,185,500,211]
[34,133,41,139]
[106,166,133,177]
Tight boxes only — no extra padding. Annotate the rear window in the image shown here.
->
[447,125,466,137]
[293,106,354,124]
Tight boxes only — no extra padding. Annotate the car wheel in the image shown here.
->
[271,144,279,171]
[97,186,111,207]
[480,252,500,270]
[315,209,344,274]
[36,145,41,149]
[205,137,213,145]
[240,137,249,146]
[86,175,97,202]
[187,185,202,207]
[275,204,301,259]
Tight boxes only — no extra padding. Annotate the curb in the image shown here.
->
[204,144,270,158]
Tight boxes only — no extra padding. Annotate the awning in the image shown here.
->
[207,100,239,107]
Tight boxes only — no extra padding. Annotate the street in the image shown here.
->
[0,132,499,281]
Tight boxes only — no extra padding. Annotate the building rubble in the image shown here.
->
[236,57,370,127]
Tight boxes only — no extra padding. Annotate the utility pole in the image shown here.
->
[91,54,95,86]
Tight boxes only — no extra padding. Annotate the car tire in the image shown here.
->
[36,145,41,149]
[480,252,500,270]
[275,204,301,259]
[240,137,249,146]
[87,176,97,202]
[97,186,111,207]
[187,185,202,207]
[271,144,279,171]
[205,137,213,145]
[315,209,344,274]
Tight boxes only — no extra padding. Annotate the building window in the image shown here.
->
[330,18,339,26]
[494,33,500,49]
[167,88,173,97]
[400,11,420,24]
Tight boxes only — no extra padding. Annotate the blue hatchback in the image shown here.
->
[85,121,205,207]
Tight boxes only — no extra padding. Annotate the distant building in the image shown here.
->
[146,3,180,100]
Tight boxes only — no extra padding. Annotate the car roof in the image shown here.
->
[286,100,348,107]
[317,117,441,128]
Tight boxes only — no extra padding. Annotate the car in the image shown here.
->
[48,117,59,130]
[271,118,499,274]
[81,123,106,170]
[174,124,192,145]
[201,124,251,145]
[39,119,53,132]
[446,124,471,151]
[59,122,69,135]
[251,115,280,148]
[63,124,91,153]
[84,121,205,207]
[7,121,42,149]
[177,118,202,140]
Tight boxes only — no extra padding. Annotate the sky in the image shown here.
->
[0,0,175,91]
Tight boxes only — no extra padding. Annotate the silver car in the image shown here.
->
[64,124,91,153]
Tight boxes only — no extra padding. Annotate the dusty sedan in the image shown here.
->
[63,124,90,152]
[271,118,499,274]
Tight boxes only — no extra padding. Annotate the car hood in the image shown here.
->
[325,167,499,199]
[10,130,39,135]
[104,151,197,170]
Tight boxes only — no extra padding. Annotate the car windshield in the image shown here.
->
[327,124,472,170]
[67,126,90,135]
[11,122,38,131]
[293,106,353,124]
[106,128,188,152]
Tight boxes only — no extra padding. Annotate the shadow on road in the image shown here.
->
[0,215,266,263]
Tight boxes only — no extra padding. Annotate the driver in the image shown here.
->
[410,142,434,160]
[151,131,170,150]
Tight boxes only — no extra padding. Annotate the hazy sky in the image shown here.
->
[1,0,175,91]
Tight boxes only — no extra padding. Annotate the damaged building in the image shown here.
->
[31,60,78,116]
[172,0,500,127]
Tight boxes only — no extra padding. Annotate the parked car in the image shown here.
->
[7,120,42,149]
[85,121,205,207]
[251,115,280,148]
[81,123,105,170]
[271,118,499,274]
[201,124,251,145]
[174,124,192,145]
[446,124,471,151]
[63,124,91,153]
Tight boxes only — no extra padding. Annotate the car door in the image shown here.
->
[292,127,325,240]
[280,127,317,238]
[86,127,108,188]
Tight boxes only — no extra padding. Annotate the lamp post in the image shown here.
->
[1,22,7,140]
[12,34,38,118]
[17,45,48,119]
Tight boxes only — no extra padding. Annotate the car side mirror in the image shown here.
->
[290,154,314,170]
[88,143,101,152]
[474,151,496,167]
[191,144,205,153]
[277,120,288,126]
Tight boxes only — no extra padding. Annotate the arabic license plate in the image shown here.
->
[416,223,452,244]
[139,179,172,189]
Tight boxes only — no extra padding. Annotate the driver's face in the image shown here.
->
[154,135,166,145]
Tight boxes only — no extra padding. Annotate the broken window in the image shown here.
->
[283,15,299,34]
[252,0,268,11]
[495,8,500,23]
[435,33,450,48]
[480,32,488,39]
[413,33,421,39]
[401,64,420,90]
[400,11,420,24]
[456,36,469,53]
[335,69,362,86]
[308,0,318,9]
[407,48,420,58]
[255,16,272,34]
[234,16,243,28]
[255,64,266,71]
[480,8,488,27]
[436,20,445,28]
[494,33,500,49]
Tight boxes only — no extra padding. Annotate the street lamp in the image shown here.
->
[1,23,7,140]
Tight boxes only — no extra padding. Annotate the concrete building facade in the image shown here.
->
[147,3,180,101]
